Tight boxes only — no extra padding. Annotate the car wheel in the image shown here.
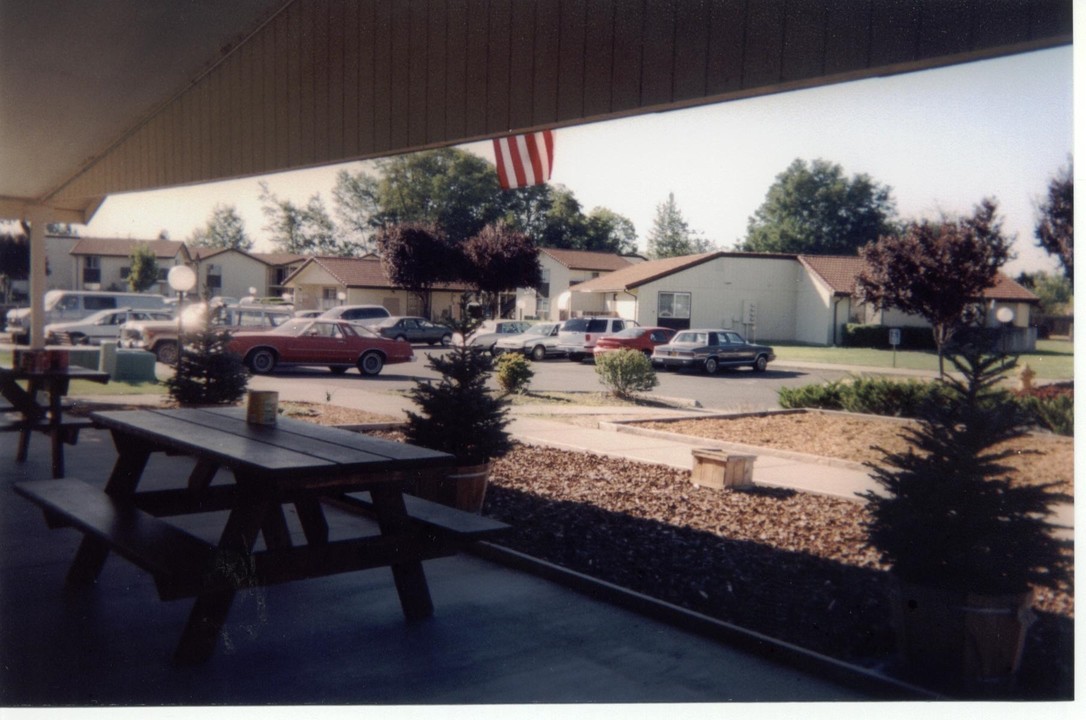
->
[490,344,500,357]
[394,334,407,343]
[69,332,87,345]
[155,340,179,365]
[752,355,769,372]
[704,357,719,374]
[530,344,547,361]
[440,334,452,346]
[247,349,277,374]
[568,353,584,362]
[328,366,348,375]
[358,351,384,376]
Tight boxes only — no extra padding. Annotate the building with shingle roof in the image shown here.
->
[571,251,1039,349]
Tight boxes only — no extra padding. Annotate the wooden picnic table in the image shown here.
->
[15,406,507,664]
[0,364,110,478]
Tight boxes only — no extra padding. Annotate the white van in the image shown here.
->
[5,290,170,342]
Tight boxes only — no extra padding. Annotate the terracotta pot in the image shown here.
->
[891,577,1035,689]
[411,462,491,514]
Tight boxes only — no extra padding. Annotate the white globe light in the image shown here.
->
[167,265,197,292]
[996,307,1015,323]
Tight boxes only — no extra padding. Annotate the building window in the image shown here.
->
[658,291,691,319]
[82,256,100,285]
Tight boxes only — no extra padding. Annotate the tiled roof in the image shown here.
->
[540,248,635,272]
[798,254,1039,302]
[251,252,307,267]
[285,256,473,291]
[69,237,186,259]
[571,252,724,292]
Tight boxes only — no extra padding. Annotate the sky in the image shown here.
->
[82,45,1073,277]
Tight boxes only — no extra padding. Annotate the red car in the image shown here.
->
[228,318,414,376]
[592,326,676,359]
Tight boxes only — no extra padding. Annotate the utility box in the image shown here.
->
[691,449,755,489]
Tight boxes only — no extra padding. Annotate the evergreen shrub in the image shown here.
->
[595,348,658,399]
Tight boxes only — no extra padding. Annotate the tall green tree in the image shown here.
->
[646,193,712,258]
[741,158,897,255]
[585,207,638,255]
[260,182,348,255]
[127,244,160,292]
[857,199,1012,377]
[333,148,505,245]
[189,204,252,251]
[1016,270,1073,314]
[1034,160,1073,285]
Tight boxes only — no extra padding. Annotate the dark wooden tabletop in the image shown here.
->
[90,406,454,485]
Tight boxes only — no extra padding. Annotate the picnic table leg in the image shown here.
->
[174,480,270,664]
[370,484,434,621]
[66,442,153,585]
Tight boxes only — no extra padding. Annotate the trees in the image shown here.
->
[189,204,252,251]
[127,244,160,292]
[375,223,460,318]
[857,199,1012,377]
[461,222,542,317]
[259,182,351,255]
[646,193,712,258]
[1034,160,1073,284]
[1016,270,1072,314]
[741,158,897,255]
[0,222,30,303]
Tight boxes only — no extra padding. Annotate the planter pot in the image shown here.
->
[891,577,1035,690]
[411,462,491,514]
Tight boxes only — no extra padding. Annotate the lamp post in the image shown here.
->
[996,306,1015,356]
[168,265,197,368]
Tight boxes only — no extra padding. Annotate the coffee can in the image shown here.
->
[246,390,279,425]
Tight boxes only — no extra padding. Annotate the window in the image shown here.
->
[82,256,101,285]
[83,296,116,311]
[657,292,691,319]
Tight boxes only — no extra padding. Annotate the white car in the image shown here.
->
[493,322,563,361]
[555,317,638,361]
[45,307,174,346]
[453,319,533,354]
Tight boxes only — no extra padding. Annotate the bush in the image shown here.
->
[779,376,951,417]
[1016,394,1074,436]
[496,352,533,394]
[595,349,658,399]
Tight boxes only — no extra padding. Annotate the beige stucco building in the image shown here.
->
[573,252,1040,349]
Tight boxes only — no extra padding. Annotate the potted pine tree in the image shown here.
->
[860,344,1071,692]
[404,310,511,513]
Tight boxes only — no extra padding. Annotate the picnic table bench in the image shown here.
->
[15,406,508,663]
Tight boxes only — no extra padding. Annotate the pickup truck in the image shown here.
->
[120,303,292,364]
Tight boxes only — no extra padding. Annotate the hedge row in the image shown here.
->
[778,376,1073,436]
[840,324,936,349]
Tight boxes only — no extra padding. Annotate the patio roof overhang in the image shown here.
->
[0,0,1072,345]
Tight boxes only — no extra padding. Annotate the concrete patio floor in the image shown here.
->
[1,424,926,707]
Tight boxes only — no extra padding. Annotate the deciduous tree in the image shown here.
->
[741,158,897,255]
[857,199,1012,377]
[189,204,253,251]
[375,223,460,318]
[127,244,160,293]
[1034,160,1073,284]
[461,222,542,317]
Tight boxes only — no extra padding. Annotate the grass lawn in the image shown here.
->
[1,349,167,397]
[772,338,1074,380]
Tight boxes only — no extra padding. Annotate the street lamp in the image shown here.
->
[996,306,1015,355]
[168,265,197,367]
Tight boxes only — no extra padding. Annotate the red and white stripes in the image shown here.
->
[492,130,555,190]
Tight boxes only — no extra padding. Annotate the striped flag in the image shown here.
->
[492,130,555,190]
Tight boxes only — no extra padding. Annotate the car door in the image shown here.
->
[721,331,752,363]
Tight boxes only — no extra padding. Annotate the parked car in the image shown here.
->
[556,317,638,361]
[120,303,293,364]
[45,307,174,346]
[368,316,452,345]
[293,309,324,319]
[319,304,391,323]
[592,326,676,359]
[5,289,170,343]
[453,319,533,354]
[493,322,563,361]
[651,329,775,373]
[228,317,414,376]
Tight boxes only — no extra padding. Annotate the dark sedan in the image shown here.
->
[368,316,452,345]
[651,329,775,374]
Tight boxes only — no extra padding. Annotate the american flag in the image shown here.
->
[492,130,555,190]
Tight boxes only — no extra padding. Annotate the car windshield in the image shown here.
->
[523,324,555,336]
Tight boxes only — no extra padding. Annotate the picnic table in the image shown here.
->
[0,364,110,478]
[15,406,508,663]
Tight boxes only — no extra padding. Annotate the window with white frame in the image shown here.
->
[657,291,691,319]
